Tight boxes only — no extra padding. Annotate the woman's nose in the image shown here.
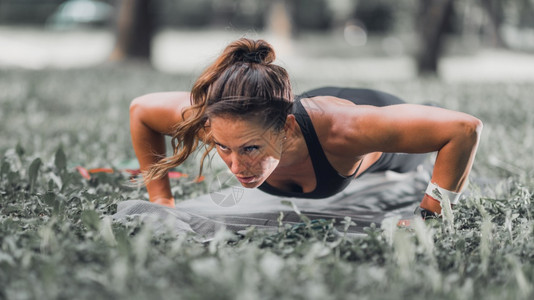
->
[229,154,249,175]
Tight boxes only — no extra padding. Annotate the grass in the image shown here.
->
[1,65,533,299]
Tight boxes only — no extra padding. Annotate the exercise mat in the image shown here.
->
[113,168,432,239]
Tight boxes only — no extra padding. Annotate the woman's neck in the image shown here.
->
[277,124,308,168]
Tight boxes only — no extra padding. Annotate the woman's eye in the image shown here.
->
[216,144,229,151]
[243,146,259,154]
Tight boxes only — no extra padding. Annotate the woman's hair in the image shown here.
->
[144,38,293,182]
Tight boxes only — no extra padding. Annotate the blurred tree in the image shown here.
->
[518,0,534,28]
[479,0,506,48]
[0,0,64,24]
[353,1,394,33]
[290,0,331,33]
[416,0,454,76]
[267,0,292,39]
[110,0,154,62]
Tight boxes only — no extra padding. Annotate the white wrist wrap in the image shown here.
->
[425,182,461,205]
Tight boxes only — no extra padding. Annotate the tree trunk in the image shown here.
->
[479,0,506,48]
[110,0,153,62]
[416,0,454,76]
[518,0,534,28]
[267,0,292,38]
[266,0,293,54]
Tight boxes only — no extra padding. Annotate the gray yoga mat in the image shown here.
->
[113,168,431,239]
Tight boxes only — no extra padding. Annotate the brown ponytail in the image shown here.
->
[144,38,293,183]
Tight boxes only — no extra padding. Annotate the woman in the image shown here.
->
[129,38,482,219]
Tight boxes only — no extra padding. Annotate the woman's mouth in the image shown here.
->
[236,175,257,184]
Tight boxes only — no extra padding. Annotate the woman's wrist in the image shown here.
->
[425,181,461,205]
[419,181,462,214]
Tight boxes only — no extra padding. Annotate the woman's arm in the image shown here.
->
[334,102,483,213]
[129,92,191,207]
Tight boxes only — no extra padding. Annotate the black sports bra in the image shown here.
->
[258,98,360,198]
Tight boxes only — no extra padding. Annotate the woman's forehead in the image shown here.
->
[209,115,264,130]
[209,116,277,145]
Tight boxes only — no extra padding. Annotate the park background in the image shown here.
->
[3,0,534,81]
[1,0,534,299]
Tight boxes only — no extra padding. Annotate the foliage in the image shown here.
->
[1,67,534,299]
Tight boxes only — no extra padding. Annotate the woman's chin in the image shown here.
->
[236,175,264,188]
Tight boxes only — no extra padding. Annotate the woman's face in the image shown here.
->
[209,116,284,188]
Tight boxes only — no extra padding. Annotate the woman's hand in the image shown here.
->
[420,193,443,214]
[151,197,176,208]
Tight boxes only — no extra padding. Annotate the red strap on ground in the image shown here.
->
[75,166,91,180]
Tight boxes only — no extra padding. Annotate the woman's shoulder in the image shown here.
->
[130,91,192,135]
[299,95,365,117]
[299,96,367,156]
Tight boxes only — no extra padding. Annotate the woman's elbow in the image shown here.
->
[474,117,483,135]
[461,116,483,144]
[129,96,145,117]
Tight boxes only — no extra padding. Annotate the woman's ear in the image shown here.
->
[284,114,297,135]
